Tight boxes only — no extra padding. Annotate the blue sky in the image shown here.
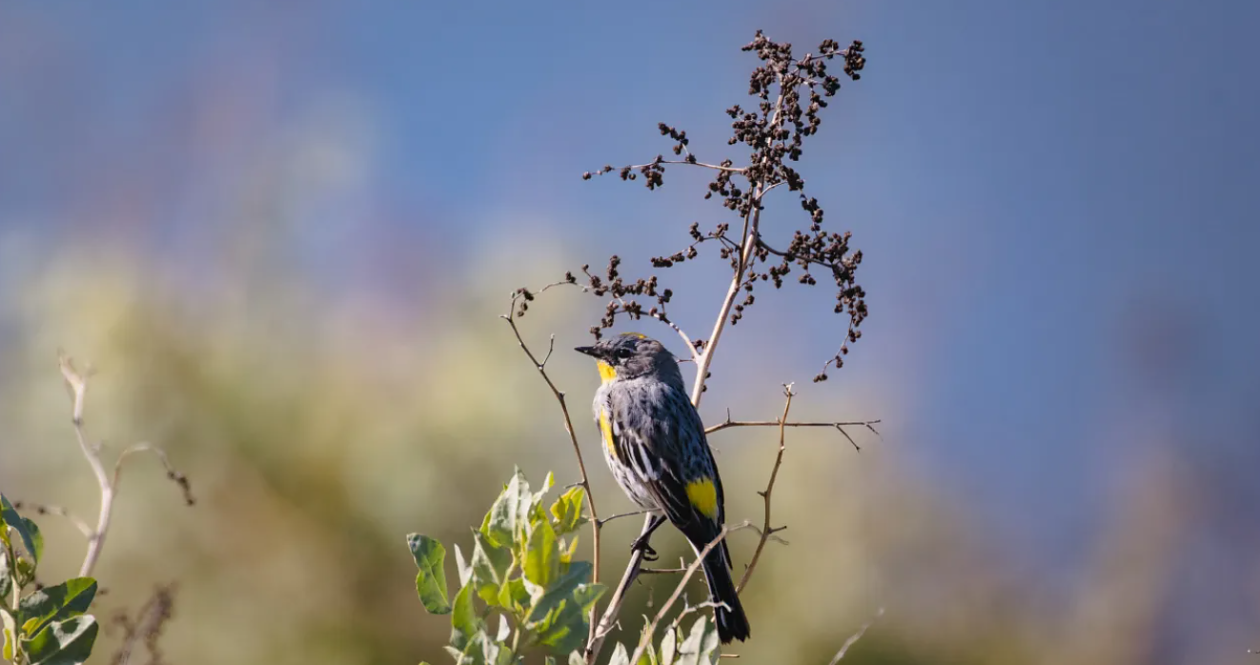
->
[2,0,1257,577]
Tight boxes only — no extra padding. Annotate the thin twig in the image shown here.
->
[737,385,793,593]
[597,160,747,175]
[596,509,649,527]
[826,607,884,664]
[11,502,93,538]
[59,353,192,578]
[502,297,603,647]
[586,514,654,662]
[706,418,881,452]
[627,523,749,665]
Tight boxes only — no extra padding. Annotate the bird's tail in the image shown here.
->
[701,544,750,643]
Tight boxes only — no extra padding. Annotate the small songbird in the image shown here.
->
[575,332,750,643]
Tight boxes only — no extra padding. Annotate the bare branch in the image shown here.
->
[596,509,649,528]
[586,514,655,662]
[58,352,192,578]
[587,160,747,177]
[826,607,884,664]
[706,417,881,451]
[502,295,604,647]
[737,385,793,593]
[10,501,92,538]
[627,523,750,665]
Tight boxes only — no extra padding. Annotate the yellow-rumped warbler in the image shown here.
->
[576,332,750,643]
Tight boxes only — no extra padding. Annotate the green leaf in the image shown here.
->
[525,562,592,625]
[674,616,720,665]
[453,544,473,588]
[20,519,43,566]
[659,626,676,665]
[0,549,11,600]
[484,469,531,548]
[2,609,17,662]
[549,487,587,536]
[0,496,39,566]
[608,642,631,665]
[470,531,511,587]
[26,615,99,665]
[545,657,557,665]
[449,584,482,651]
[496,578,530,614]
[568,651,585,665]
[529,575,605,656]
[18,578,97,637]
[407,534,451,615]
[524,519,560,588]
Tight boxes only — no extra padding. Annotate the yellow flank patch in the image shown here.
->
[620,332,648,339]
[599,409,617,458]
[685,478,718,518]
[596,360,617,384]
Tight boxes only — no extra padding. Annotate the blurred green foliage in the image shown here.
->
[1,496,100,665]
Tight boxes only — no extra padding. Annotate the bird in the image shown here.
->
[575,332,750,643]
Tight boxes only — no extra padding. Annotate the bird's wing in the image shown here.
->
[610,386,724,542]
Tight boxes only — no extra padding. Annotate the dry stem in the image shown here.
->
[706,417,881,452]
[826,607,884,664]
[736,385,793,593]
[627,523,748,665]
[58,353,193,578]
[501,301,604,646]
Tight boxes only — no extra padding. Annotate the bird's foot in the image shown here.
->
[629,535,659,562]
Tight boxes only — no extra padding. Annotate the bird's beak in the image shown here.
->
[574,346,599,358]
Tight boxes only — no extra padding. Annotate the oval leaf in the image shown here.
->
[524,519,559,588]
[26,615,99,665]
[407,534,451,615]
[18,577,97,637]
[0,496,39,565]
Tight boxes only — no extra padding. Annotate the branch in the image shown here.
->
[825,607,884,664]
[737,385,793,593]
[586,514,654,663]
[501,297,604,647]
[59,353,193,578]
[11,501,92,538]
[689,87,785,407]
[706,417,881,452]
[627,523,749,665]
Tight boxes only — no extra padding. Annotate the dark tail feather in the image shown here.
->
[702,546,750,643]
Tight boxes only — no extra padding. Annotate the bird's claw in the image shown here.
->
[630,536,659,562]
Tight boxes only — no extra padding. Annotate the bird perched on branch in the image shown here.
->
[576,332,750,643]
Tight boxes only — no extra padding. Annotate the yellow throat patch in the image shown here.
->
[596,360,617,384]
[685,478,718,518]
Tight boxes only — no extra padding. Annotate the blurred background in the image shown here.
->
[1,1,1257,664]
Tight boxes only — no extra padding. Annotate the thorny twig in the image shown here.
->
[737,385,793,593]
[627,523,750,665]
[825,607,884,664]
[501,297,603,646]
[706,417,881,452]
[58,353,193,578]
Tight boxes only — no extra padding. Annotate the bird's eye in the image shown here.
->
[614,347,633,360]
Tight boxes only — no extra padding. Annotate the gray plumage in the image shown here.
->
[576,333,750,643]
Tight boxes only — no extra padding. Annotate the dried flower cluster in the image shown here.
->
[566,31,868,381]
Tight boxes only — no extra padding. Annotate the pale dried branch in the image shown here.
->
[826,607,884,664]
[502,295,604,646]
[627,523,751,665]
[58,352,193,578]
[737,385,793,593]
[10,501,92,538]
